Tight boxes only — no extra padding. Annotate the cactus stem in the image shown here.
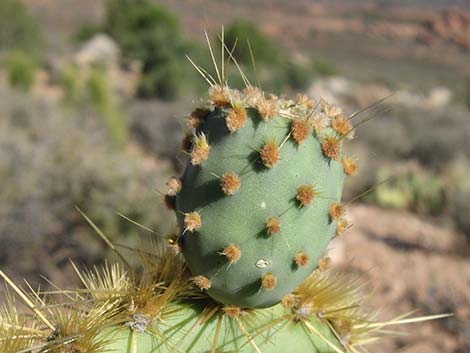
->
[181,133,193,153]
[164,195,176,210]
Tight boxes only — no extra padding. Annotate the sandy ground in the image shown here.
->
[330,204,469,353]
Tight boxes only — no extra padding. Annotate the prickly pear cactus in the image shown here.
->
[0,84,438,353]
[102,302,341,353]
[173,86,354,308]
[0,35,442,353]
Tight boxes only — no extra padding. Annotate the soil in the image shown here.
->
[330,204,469,353]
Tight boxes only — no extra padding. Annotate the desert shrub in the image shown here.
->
[129,99,188,170]
[284,61,313,91]
[103,0,196,100]
[74,23,102,43]
[0,88,174,284]
[465,76,470,110]
[0,0,42,54]
[408,170,446,215]
[224,19,281,66]
[312,57,337,77]
[443,158,470,238]
[60,65,83,105]
[356,112,414,161]
[355,103,470,171]
[222,19,313,93]
[450,187,470,239]
[105,0,184,64]
[3,51,38,91]
[368,165,446,216]
[407,107,470,170]
[138,60,186,100]
[87,68,129,145]
[412,125,467,171]
[60,65,129,146]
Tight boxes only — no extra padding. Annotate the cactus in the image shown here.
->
[99,302,341,353]
[0,34,445,353]
[174,87,354,308]
[0,252,381,353]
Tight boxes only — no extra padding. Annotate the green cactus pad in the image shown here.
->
[101,302,341,353]
[175,93,347,308]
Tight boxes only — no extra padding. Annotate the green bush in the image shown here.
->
[4,51,38,91]
[450,186,470,238]
[105,0,185,63]
[224,19,281,66]
[356,104,470,172]
[463,75,470,111]
[0,0,42,53]
[104,0,194,100]
[75,23,102,43]
[369,166,446,216]
[87,68,129,146]
[312,57,337,77]
[443,158,470,237]
[60,65,83,105]
[223,19,313,94]
[284,61,313,91]
[138,61,186,100]
[60,65,128,146]
[408,170,446,215]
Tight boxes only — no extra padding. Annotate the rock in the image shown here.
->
[308,76,353,104]
[75,33,120,67]
[427,87,451,108]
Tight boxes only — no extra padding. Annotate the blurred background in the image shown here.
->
[0,0,468,352]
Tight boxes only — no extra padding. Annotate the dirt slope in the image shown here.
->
[331,204,469,353]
